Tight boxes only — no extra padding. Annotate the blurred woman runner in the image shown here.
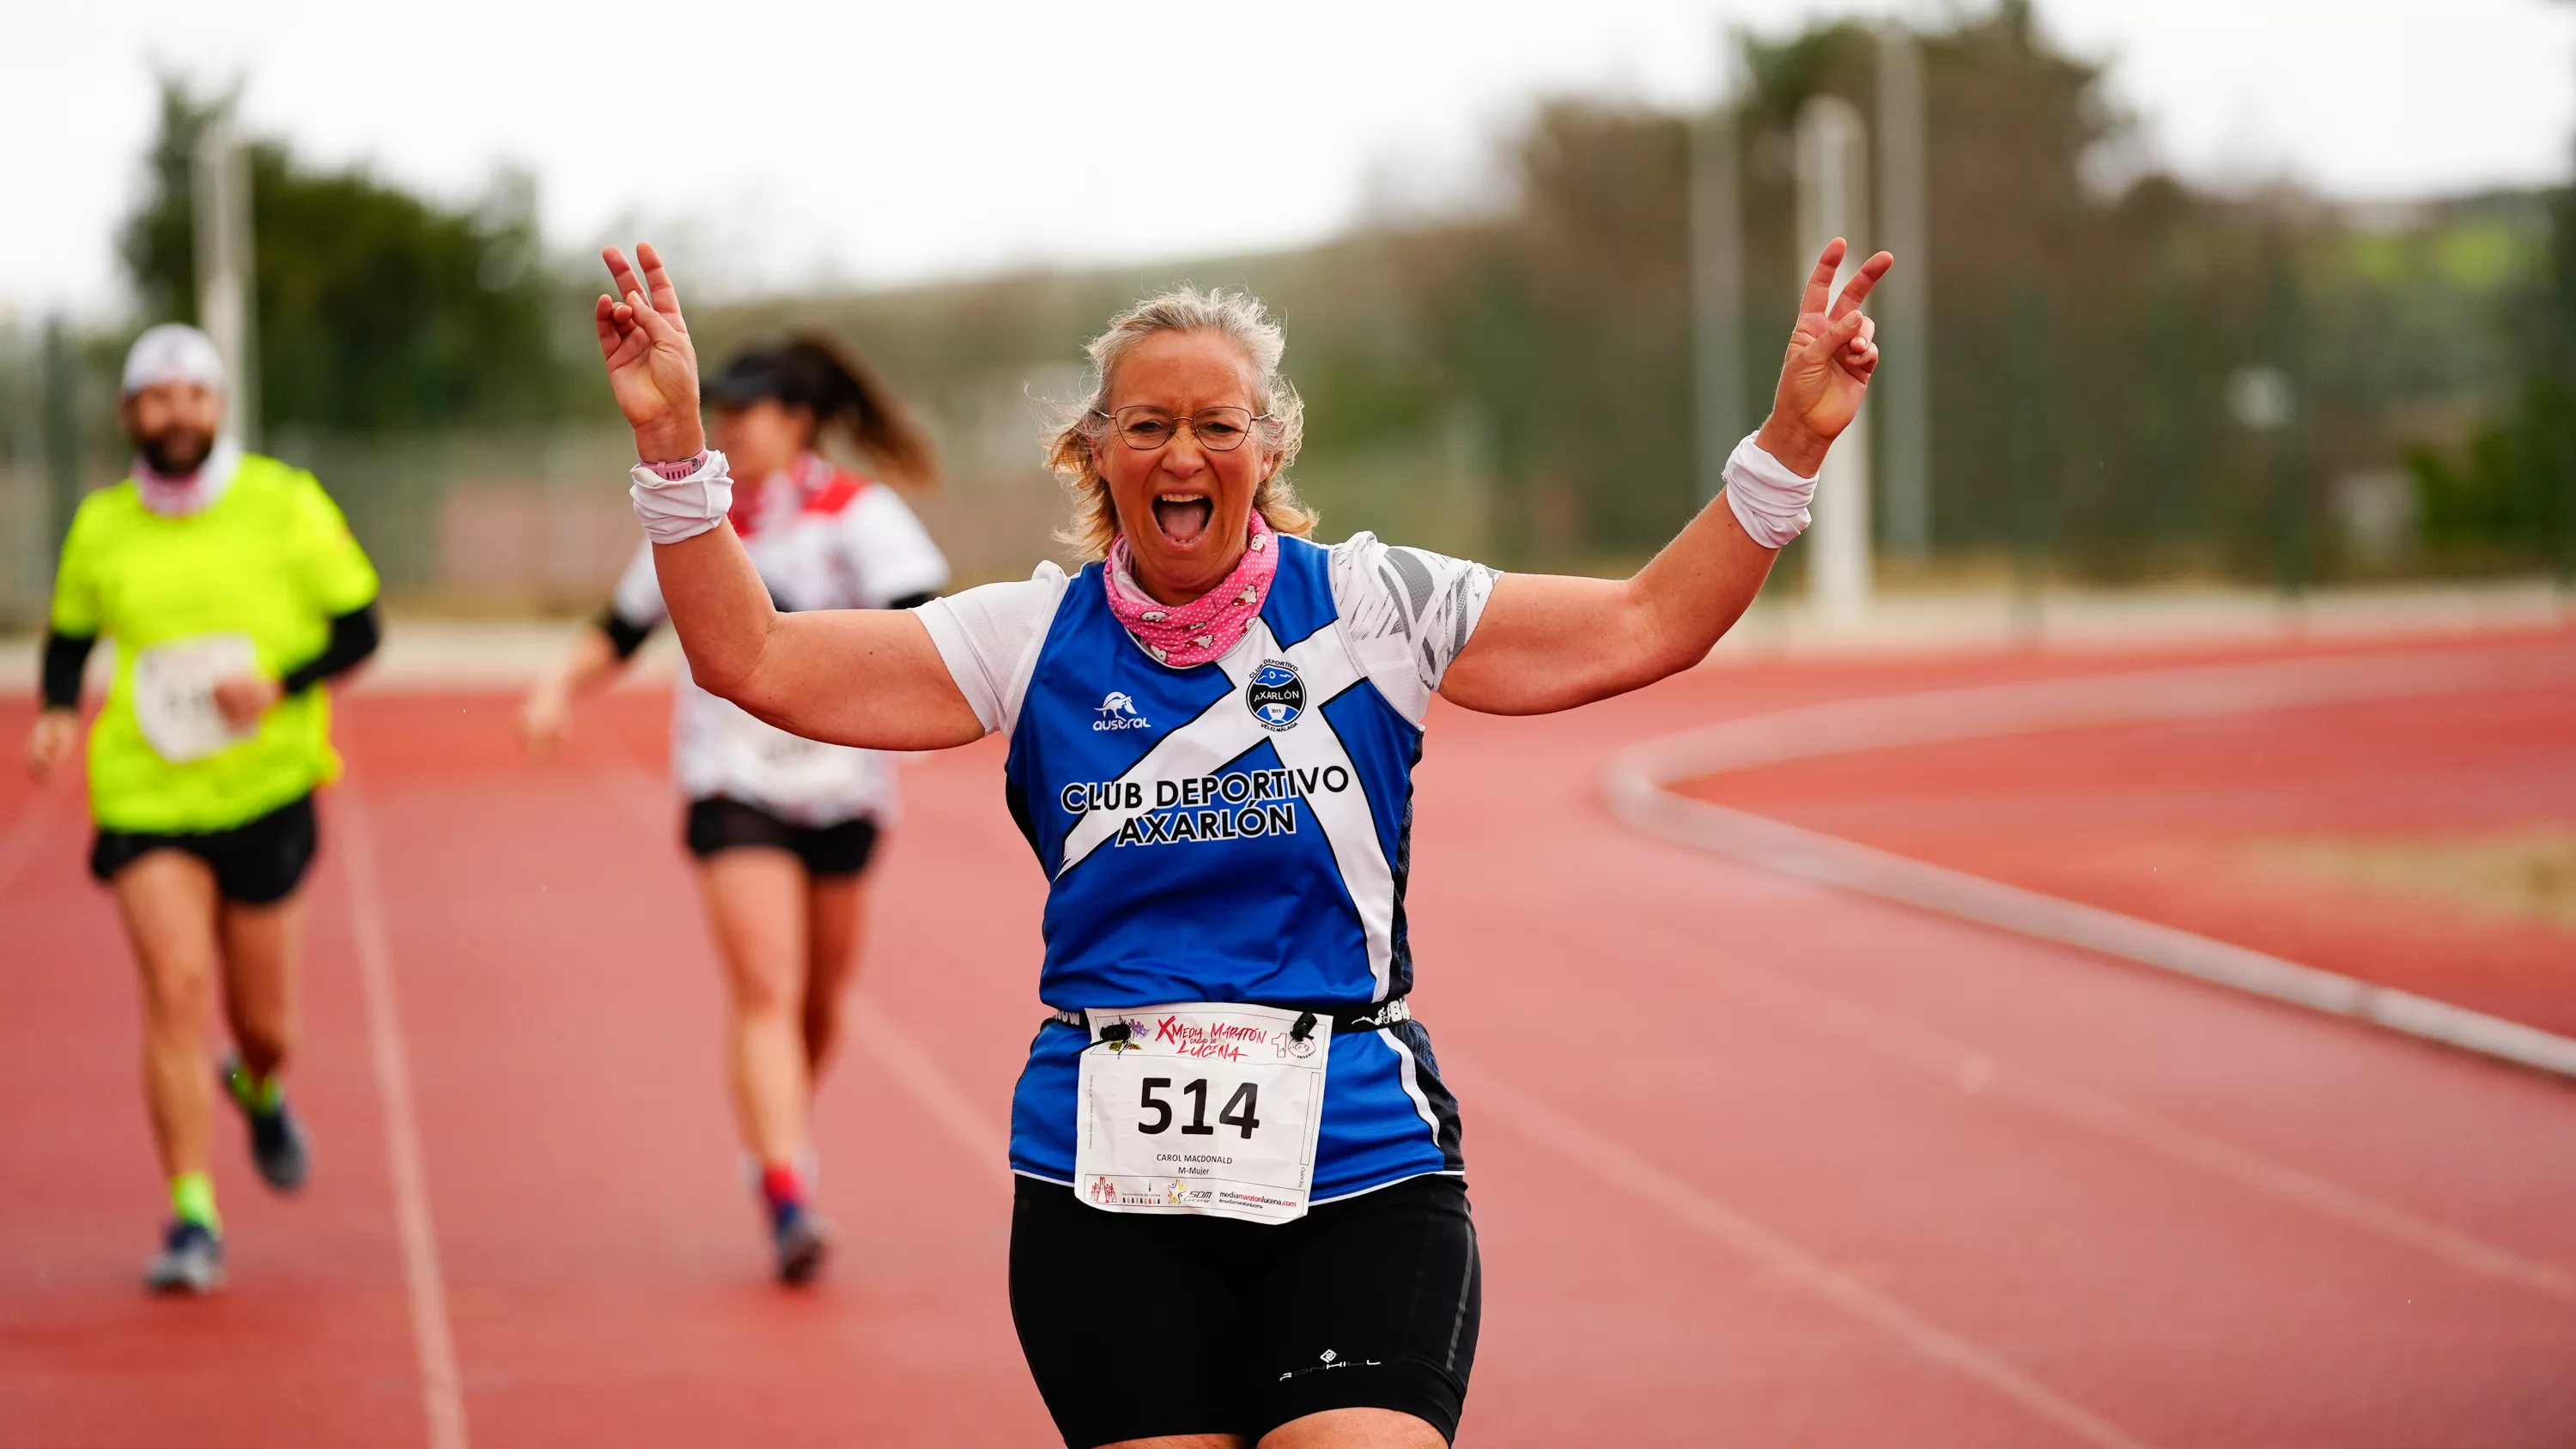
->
[592,236,1887,1446]
[520,336,948,1283]
[26,324,384,1294]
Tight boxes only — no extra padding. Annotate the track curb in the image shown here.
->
[1601,647,2576,1083]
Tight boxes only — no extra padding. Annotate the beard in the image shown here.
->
[135,426,216,477]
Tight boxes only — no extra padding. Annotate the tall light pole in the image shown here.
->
[1797,95,1872,621]
[192,113,258,447]
[43,317,81,559]
[1875,24,1931,557]
[1690,80,1745,508]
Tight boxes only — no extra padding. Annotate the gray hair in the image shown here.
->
[1048,286,1315,560]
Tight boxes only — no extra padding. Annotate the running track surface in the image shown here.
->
[1681,630,2576,1039]
[4,630,2575,1447]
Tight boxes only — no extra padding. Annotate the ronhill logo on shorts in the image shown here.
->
[1094,691,1150,731]
[1246,660,1304,731]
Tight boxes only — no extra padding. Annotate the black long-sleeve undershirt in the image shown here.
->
[41,600,383,710]
[40,632,94,710]
[279,600,383,695]
[597,604,654,661]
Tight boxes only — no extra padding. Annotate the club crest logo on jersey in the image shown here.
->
[1093,690,1150,731]
[1246,660,1304,731]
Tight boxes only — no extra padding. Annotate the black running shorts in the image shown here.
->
[683,796,880,878]
[1010,1172,1481,1447]
[89,792,319,906]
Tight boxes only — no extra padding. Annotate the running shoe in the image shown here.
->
[223,1055,309,1192]
[144,1220,226,1295]
[772,1200,834,1285]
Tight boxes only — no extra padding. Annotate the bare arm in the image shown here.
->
[1440,240,1892,716]
[519,622,625,755]
[647,524,981,749]
[592,245,984,751]
[1439,502,1778,714]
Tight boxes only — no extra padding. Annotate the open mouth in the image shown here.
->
[1151,493,1213,547]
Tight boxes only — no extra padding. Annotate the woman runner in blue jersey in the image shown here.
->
[589,237,1887,1449]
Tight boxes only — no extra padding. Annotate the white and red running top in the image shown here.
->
[611,452,950,827]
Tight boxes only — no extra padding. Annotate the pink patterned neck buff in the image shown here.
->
[132,436,242,519]
[1103,511,1277,668]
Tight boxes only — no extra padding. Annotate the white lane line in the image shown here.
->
[0,794,50,895]
[340,783,470,1449]
[851,996,1012,1174]
[1603,646,2576,1080]
[1461,1064,2160,1449]
[592,757,671,836]
[1704,961,2576,1307]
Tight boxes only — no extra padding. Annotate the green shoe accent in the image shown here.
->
[226,1061,283,1114]
[170,1171,221,1232]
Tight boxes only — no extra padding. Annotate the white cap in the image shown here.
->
[122,323,226,397]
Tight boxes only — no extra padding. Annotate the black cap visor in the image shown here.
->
[704,354,791,408]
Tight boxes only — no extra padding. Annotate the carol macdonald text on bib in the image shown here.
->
[1075,1002,1331,1225]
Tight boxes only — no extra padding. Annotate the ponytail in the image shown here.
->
[721,334,939,487]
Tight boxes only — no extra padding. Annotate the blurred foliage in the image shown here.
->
[2403,185,2576,576]
[12,3,2551,608]
[711,1,2544,580]
[121,79,586,434]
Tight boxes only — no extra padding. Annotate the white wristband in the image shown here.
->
[629,449,733,543]
[1720,433,1816,549]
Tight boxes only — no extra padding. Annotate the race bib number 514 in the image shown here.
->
[1074,1003,1330,1225]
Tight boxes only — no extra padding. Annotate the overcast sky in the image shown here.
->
[9,0,2572,319]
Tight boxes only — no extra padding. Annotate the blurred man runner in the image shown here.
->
[24,324,384,1294]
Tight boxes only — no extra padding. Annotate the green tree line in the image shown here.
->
[32,3,2561,591]
[119,81,583,434]
[713,3,2552,580]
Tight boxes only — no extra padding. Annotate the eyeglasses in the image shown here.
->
[1093,405,1270,452]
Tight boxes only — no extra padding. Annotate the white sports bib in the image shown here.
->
[131,633,261,763]
[711,702,874,803]
[1074,1003,1331,1225]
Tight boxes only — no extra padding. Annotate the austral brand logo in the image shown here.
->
[1094,690,1151,731]
[1245,660,1304,731]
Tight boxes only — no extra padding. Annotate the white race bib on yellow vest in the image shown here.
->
[131,633,260,763]
[1074,1003,1331,1225]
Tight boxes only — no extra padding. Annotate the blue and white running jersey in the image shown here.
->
[917,531,1496,1202]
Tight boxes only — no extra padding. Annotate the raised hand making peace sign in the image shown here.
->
[1758,238,1894,476]
[595,243,706,464]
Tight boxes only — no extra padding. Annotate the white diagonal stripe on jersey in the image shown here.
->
[1054,692,1269,876]
[1380,1028,1446,1144]
[1054,618,1370,929]
[1264,669,1395,997]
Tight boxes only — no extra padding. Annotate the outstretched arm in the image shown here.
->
[593,245,984,750]
[1440,239,1891,715]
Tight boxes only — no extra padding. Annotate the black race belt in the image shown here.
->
[1048,997,1412,1038]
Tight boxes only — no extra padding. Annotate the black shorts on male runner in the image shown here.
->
[89,792,319,906]
[1009,1171,1481,1447]
[684,796,880,877]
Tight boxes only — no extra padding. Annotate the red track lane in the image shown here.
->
[4,632,2575,1447]
[1680,638,2576,1036]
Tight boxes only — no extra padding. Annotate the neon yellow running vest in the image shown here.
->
[49,454,380,834]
